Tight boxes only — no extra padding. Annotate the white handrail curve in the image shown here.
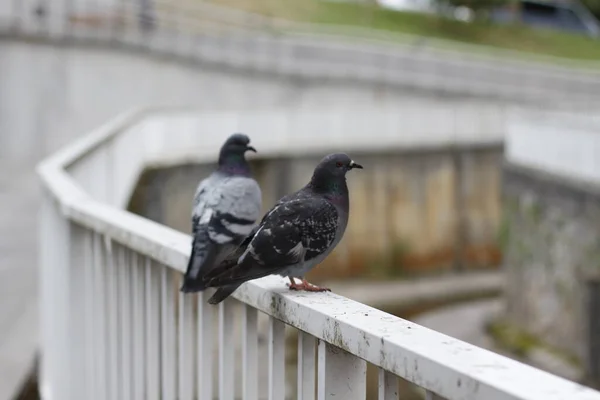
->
[37,109,600,400]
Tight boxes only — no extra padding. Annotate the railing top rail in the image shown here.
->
[37,109,600,400]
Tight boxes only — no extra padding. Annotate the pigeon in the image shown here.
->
[201,153,363,304]
[179,133,262,293]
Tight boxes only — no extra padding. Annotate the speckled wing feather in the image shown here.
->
[202,191,297,278]
[204,195,338,287]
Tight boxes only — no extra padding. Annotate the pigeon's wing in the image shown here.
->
[181,176,219,292]
[204,176,262,245]
[182,175,262,291]
[205,188,299,276]
[205,196,338,287]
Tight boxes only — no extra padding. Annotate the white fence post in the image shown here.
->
[219,298,236,400]
[160,268,177,400]
[197,292,214,400]
[317,341,366,400]
[242,304,258,400]
[268,317,286,400]
[178,290,196,400]
[146,258,162,400]
[426,391,446,400]
[118,246,133,400]
[297,331,316,400]
[39,188,72,400]
[68,224,89,399]
[378,369,399,400]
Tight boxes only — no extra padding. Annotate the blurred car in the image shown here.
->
[491,0,600,37]
[350,0,600,37]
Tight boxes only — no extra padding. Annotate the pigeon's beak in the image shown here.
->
[246,145,257,153]
[349,160,363,170]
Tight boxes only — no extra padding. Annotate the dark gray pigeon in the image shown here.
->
[180,133,262,293]
[201,153,363,304]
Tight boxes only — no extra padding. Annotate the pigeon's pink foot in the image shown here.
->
[288,277,330,292]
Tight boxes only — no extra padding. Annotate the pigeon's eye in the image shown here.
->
[336,162,343,168]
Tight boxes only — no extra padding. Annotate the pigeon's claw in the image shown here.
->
[302,279,331,292]
[287,277,331,292]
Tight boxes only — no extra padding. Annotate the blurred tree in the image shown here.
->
[581,0,600,20]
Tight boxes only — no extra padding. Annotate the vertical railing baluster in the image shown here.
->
[317,341,366,400]
[178,291,195,400]
[197,292,213,400]
[161,268,177,400]
[84,230,96,400]
[106,239,120,400]
[378,369,399,400]
[268,316,285,400]
[425,390,445,400]
[120,247,133,400]
[146,258,162,400]
[39,190,74,400]
[68,223,87,399]
[219,298,235,400]
[38,190,54,400]
[132,252,147,399]
[242,304,258,400]
[93,232,108,400]
[297,331,316,400]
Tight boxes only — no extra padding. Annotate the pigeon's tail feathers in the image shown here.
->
[200,225,258,283]
[180,229,218,293]
[207,284,241,305]
[206,256,274,288]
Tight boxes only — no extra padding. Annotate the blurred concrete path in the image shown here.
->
[413,298,582,382]
[324,270,503,311]
[414,298,502,349]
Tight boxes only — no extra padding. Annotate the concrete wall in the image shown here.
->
[0,40,503,166]
[502,164,600,376]
[5,0,600,110]
[130,143,504,279]
[502,114,600,383]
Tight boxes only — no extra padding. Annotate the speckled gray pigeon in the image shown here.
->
[180,133,262,293]
[201,153,363,304]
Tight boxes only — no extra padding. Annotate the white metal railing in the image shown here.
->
[37,108,600,400]
[2,0,600,106]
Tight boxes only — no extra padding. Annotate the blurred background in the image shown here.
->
[1,0,600,399]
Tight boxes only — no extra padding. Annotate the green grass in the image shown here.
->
[486,320,582,367]
[205,0,600,63]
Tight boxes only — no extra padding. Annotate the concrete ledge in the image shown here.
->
[503,162,600,205]
[324,270,503,313]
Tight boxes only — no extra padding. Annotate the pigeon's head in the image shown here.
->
[222,133,256,155]
[310,153,363,192]
[219,133,257,167]
[318,153,363,176]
